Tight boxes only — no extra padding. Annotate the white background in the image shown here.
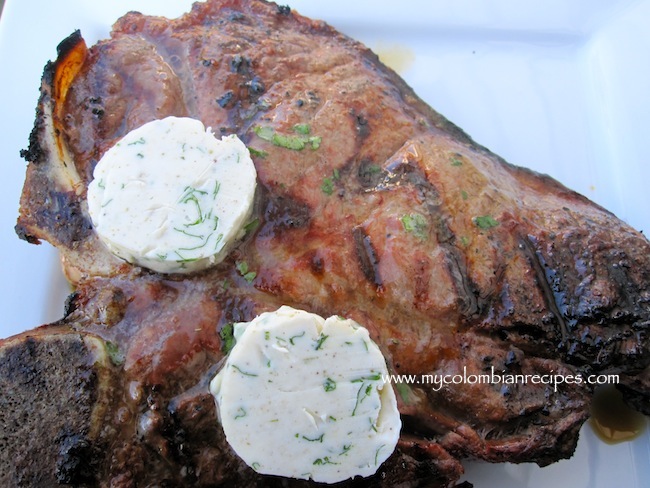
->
[0,1,648,486]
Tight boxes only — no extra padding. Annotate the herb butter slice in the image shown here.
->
[210,306,401,484]
[87,116,257,274]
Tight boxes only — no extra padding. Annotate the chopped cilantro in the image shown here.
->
[248,147,268,158]
[400,213,428,240]
[450,154,464,166]
[253,125,322,151]
[395,383,412,405]
[272,132,306,150]
[236,260,249,274]
[293,123,311,135]
[236,260,257,283]
[321,169,341,196]
[473,215,499,229]
[253,125,275,141]
[308,136,321,149]
[321,177,335,195]
[243,218,260,236]
[219,323,235,353]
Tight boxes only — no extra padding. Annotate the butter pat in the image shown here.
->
[87,116,257,273]
[210,306,401,484]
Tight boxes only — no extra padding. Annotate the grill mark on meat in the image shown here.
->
[435,231,479,319]
[520,235,569,342]
[350,109,370,140]
[357,159,385,189]
[262,192,312,231]
[444,248,480,319]
[373,152,480,318]
[215,294,258,337]
[353,226,383,292]
[167,389,220,485]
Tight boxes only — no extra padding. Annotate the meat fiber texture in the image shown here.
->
[2,0,649,486]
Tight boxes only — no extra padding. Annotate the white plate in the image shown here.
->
[0,1,648,486]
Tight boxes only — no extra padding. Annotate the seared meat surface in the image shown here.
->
[2,0,649,486]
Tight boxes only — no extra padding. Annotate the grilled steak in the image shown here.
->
[2,0,649,486]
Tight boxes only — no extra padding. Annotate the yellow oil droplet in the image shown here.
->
[373,42,415,75]
[589,385,647,444]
